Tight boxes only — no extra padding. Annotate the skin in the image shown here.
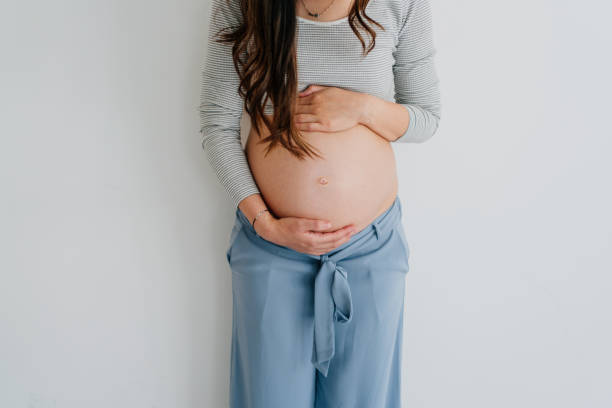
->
[238,84,411,256]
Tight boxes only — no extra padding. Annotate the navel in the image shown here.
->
[318,176,329,186]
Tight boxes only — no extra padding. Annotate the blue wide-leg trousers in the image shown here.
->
[225,195,410,408]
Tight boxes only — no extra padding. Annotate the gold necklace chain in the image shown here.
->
[299,0,338,18]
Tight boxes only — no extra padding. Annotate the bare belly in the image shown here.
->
[245,116,399,234]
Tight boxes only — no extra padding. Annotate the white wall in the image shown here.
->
[1,0,610,407]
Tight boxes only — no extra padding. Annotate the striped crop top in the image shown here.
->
[198,0,441,208]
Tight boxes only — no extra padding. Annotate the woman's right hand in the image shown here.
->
[254,213,356,256]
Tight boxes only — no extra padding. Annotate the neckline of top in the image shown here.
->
[296,0,373,26]
[296,14,349,26]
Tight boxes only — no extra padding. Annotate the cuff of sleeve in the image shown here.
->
[229,181,261,210]
[393,104,440,143]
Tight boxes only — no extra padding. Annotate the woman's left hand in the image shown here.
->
[294,84,367,132]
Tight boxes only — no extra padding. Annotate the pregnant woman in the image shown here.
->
[199,0,441,406]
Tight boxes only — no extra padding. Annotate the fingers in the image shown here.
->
[300,218,333,232]
[297,122,325,132]
[297,93,316,105]
[288,217,358,255]
[295,113,318,123]
[302,224,356,255]
[294,98,315,112]
[308,231,354,255]
[307,224,355,245]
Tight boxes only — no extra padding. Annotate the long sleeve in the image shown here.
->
[391,0,442,143]
[199,0,261,208]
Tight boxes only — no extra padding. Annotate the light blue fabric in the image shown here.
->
[226,195,410,407]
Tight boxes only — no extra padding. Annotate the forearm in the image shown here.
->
[358,93,441,143]
[202,131,276,235]
[237,193,273,228]
[387,0,442,143]
[358,93,412,142]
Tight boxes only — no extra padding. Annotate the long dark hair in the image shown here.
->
[214,0,384,160]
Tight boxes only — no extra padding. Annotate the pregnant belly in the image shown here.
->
[245,119,399,234]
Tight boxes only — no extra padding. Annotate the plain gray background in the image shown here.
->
[1,0,611,407]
